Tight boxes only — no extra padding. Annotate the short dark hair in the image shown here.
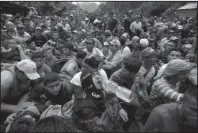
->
[119,36,126,46]
[76,50,87,59]
[31,52,44,59]
[43,72,60,85]
[168,47,183,56]
[123,54,142,73]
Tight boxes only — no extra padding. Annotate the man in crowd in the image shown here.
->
[107,12,119,35]
[1,59,40,123]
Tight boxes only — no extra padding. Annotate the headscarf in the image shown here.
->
[163,59,192,77]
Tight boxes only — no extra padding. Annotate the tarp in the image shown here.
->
[177,2,197,10]
[0,2,30,16]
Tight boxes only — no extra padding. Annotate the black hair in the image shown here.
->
[168,47,183,56]
[43,72,60,85]
[83,55,101,69]
[119,36,126,46]
[123,54,142,73]
[76,50,87,59]
[31,52,44,60]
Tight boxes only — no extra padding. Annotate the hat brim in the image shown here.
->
[25,72,40,80]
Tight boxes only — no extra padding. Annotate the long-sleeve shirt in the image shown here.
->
[74,94,122,132]
[149,78,183,107]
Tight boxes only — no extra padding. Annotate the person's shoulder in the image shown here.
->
[153,103,178,115]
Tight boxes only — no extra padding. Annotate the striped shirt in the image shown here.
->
[149,78,183,107]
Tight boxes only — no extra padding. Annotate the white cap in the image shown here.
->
[184,44,192,49]
[85,17,89,21]
[122,33,128,38]
[170,36,179,41]
[178,25,183,30]
[73,30,78,33]
[140,39,149,48]
[109,39,121,47]
[93,19,100,24]
[104,42,110,46]
[81,29,86,33]
[17,59,40,80]
[70,14,74,17]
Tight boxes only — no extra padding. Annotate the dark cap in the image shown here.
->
[141,47,155,58]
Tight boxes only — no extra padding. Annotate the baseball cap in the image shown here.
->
[132,36,140,43]
[109,39,121,47]
[169,36,179,41]
[178,25,183,30]
[104,42,110,46]
[85,17,89,21]
[141,47,155,58]
[35,26,42,30]
[140,39,149,48]
[17,59,40,80]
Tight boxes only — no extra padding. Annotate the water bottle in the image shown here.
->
[102,81,134,103]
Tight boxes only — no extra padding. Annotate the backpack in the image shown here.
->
[40,99,74,120]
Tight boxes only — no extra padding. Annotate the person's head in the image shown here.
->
[23,17,30,26]
[31,52,45,68]
[29,116,75,132]
[119,36,126,47]
[164,41,176,52]
[135,15,141,23]
[16,24,25,35]
[81,70,104,99]
[6,21,15,31]
[35,27,43,37]
[82,54,101,73]
[109,39,121,54]
[8,113,36,132]
[163,59,192,82]
[140,39,149,48]
[62,17,68,25]
[132,36,140,43]
[43,72,61,96]
[169,36,179,46]
[123,54,142,73]
[51,30,59,41]
[50,17,57,28]
[103,42,110,55]
[85,17,89,23]
[76,50,87,67]
[85,37,95,52]
[141,47,156,66]
[61,42,74,56]
[56,39,64,49]
[181,44,192,55]
[109,12,114,18]
[185,53,196,63]
[167,47,183,62]
[15,59,40,82]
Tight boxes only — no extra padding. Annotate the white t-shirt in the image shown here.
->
[84,47,104,58]
[70,69,108,87]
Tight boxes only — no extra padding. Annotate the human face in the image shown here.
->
[168,51,182,62]
[165,42,175,52]
[143,54,156,66]
[86,41,94,52]
[81,62,97,73]
[17,28,24,35]
[6,22,15,31]
[35,29,42,37]
[102,46,109,56]
[52,33,59,41]
[76,58,83,67]
[92,72,103,90]
[45,81,61,96]
[62,48,70,56]
[109,44,118,54]
[33,57,43,68]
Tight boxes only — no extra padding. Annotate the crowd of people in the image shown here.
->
[1,7,197,132]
